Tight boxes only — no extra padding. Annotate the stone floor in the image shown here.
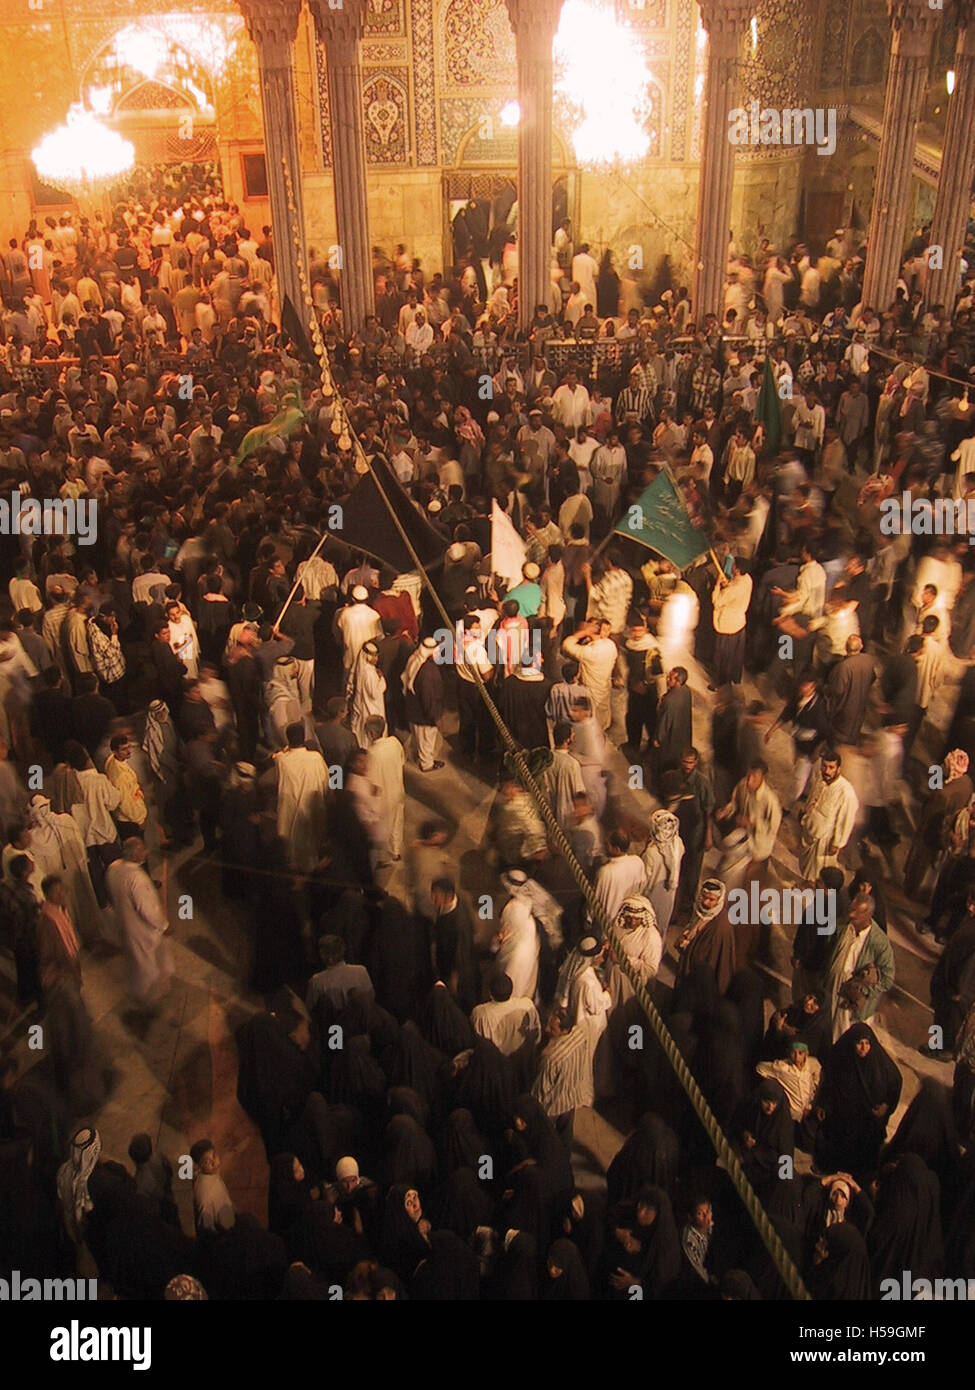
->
[0,619,955,1233]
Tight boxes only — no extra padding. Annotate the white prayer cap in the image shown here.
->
[578,936,601,957]
[336,1156,359,1180]
[448,542,466,562]
[522,562,540,580]
[352,585,369,601]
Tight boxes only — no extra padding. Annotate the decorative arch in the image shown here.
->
[454,119,571,169]
[79,23,220,120]
[849,28,887,88]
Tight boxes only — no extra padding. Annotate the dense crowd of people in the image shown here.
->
[1,169,975,1302]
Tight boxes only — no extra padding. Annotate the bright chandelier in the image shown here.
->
[32,103,135,197]
[554,0,655,169]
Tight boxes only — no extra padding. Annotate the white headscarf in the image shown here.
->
[825,1177,851,1227]
[500,869,563,950]
[556,934,602,1016]
[56,1127,101,1233]
[142,700,170,776]
[648,809,681,891]
[614,894,659,936]
[347,639,379,703]
[402,636,438,695]
[691,878,727,925]
[946,749,970,783]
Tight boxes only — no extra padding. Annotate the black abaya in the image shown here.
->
[882,1078,961,1212]
[543,1238,591,1300]
[606,1114,681,1205]
[814,1023,902,1178]
[267,1152,314,1242]
[808,1223,872,1300]
[412,1228,481,1299]
[381,1183,432,1282]
[381,1021,450,1122]
[419,982,475,1057]
[442,1107,493,1179]
[604,1188,681,1299]
[867,1154,944,1293]
[381,1114,438,1192]
[732,1079,795,1195]
[433,1166,495,1241]
[366,898,434,1023]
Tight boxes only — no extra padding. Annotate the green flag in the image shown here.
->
[613,469,709,569]
[754,353,782,454]
[233,384,306,466]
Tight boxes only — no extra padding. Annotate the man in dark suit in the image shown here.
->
[653,666,693,789]
[526,352,557,405]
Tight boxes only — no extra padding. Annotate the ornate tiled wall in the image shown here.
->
[313,0,699,173]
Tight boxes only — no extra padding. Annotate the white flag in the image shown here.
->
[490,499,527,589]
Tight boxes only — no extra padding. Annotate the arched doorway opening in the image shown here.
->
[77,23,231,204]
[443,120,578,290]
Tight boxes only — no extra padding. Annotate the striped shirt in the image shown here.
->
[615,385,654,426]
[587,568,633,633]
[531,1016,601,1115]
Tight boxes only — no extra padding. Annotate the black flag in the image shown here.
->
[339,455,447,574]
[281,295,317,367]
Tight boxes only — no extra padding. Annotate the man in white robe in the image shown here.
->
[641,809,684,936]
[562,619,619,730]
[593,831,648,924]
[106,837,172,1004]
[495,869,564,1002]
[347,749,388,871]
[495,889,540,1002]
[568,697,609,819]
[717,760,783,879]
[347,641,386,748]
[471,970,541,1054]
[333,585,382,681]
[275,723,329,872]
[608,896,663,1005]
[557,935,612,1032]
[799,750,858,883]
[364,716,406,859]
[27,793,104,946]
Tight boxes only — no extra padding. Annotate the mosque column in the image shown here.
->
[312,0,372,335]
[926,2,975,309]
[860,0,938,313]
[238,0,307,319]
[692,0,753,323]
[505,0,565,332]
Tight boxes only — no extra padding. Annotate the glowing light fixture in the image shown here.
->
[32,103,134,198]
[947,69,956,95]
[554,0,656,169]
[120,29,164,81]
[500,101,521,127]
[750,15,759,56]
[87,85,114,116]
